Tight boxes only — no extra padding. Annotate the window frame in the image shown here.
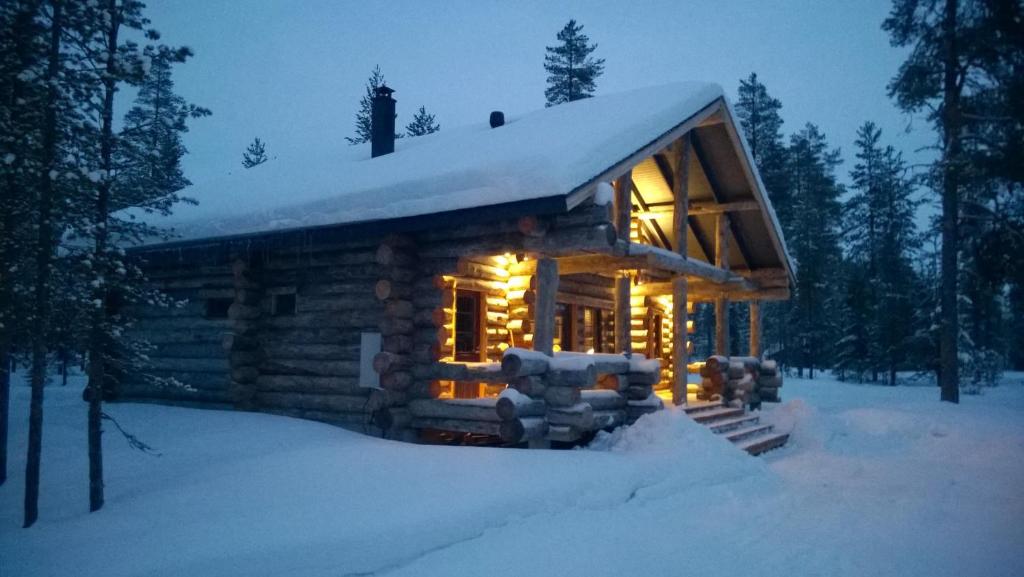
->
[453,289,485,362]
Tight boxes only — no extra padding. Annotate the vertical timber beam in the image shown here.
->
[714,213,730,356]
[614,170,633,243]
[614,274,631,353]
[533,258,559,357]
[749,300,761,358]
[614,170,633,356]
[671,135,691,405]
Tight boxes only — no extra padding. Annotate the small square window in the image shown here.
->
[205,298,232,319]
[273,293,296,316]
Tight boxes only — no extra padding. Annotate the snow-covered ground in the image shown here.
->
[2,372,1023,577]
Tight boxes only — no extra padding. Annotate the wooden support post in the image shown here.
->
[749,300,761,358]
[614,170,633,243]
[533,258,558,356]
[615,274,631,354]
[715,213,730,356]
[672,134,691,405]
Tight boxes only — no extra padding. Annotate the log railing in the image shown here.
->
[398,348,664,445]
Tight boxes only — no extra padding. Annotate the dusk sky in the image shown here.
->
[146,0,936,194]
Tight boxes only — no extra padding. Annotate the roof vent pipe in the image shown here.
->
[371,85,396,158]
[489,111,504,128]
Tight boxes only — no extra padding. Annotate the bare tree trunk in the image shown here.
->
[86,0,121,513]
[24,0,62,529]
[939,0,960,404]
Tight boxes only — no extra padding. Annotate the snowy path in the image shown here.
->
[2,374,1023,577]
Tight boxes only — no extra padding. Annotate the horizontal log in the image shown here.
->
[408,398,501,422]
[545,424,582,443]
[380,317,415,337]
[373,351,412,374]
[254,391,370,414]
[380,371,413,391]
[375,279,412,301]
[627,371,661,386]
[255,374,362,394]
[382,334,414,354]
[297,295,381,313]
[544,366,598,388]
[495,395,546,420]
[376,244,417,267]
[591,409,626,430]
[510,375,546,397]
[456,260,510,280]
[548,403,594,429]
[580,389,626,410]
[146,357,230,373]
[262,342,361,361]
[259,358,360,377]
[626,384,653,400]
[501,351,549,377]
[431,362,508,383]
[410,417,502,436]
[499,417,548,443]
[543,386,581,407]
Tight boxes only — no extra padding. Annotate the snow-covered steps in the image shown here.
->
[736,431,790,456]
[705,414,760,434]
[723,423,775,444]
[681,400,723,415]
[684,402,790,456]
[689,406,745,423]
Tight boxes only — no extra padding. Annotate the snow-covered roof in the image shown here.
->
[138,82,722,242]
[135,81,793,279]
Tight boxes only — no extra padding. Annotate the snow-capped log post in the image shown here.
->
[227,257,264,410]
[672,134,691,405]
[532,258,559,357]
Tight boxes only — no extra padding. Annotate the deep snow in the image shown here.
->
[2,373,1022,577]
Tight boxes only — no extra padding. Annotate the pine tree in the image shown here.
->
[543,20,605,106]
[241,137,267,168]
[882,0,1023,402]
[405,105,439,137]
[122,49,210,198]
[67,0,207,514]
[0,0,47,490]
[840,122,922,384]
[734,74,792,364]
[347,65,401,145]
[786,124,844,378]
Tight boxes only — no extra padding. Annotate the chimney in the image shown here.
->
[489,110,504,128]
[371,85,396,158]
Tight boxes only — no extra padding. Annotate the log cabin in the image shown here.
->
[120,81,795,451]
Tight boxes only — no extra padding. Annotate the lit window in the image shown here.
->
[454,290,482,362]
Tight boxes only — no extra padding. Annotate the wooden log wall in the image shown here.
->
[121,261,236,407]
[251,235,386,434]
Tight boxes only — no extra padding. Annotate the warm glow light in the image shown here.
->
[586,348,595,354]
[553,344,562,352]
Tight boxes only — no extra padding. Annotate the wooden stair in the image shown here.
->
[683,401,789,456]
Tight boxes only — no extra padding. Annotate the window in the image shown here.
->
[454,289,482,362]
[555,303,574,351]
[205,298,232,319]
[273,293,296,316]
[650,313,664,358]
[583,307,604,353]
